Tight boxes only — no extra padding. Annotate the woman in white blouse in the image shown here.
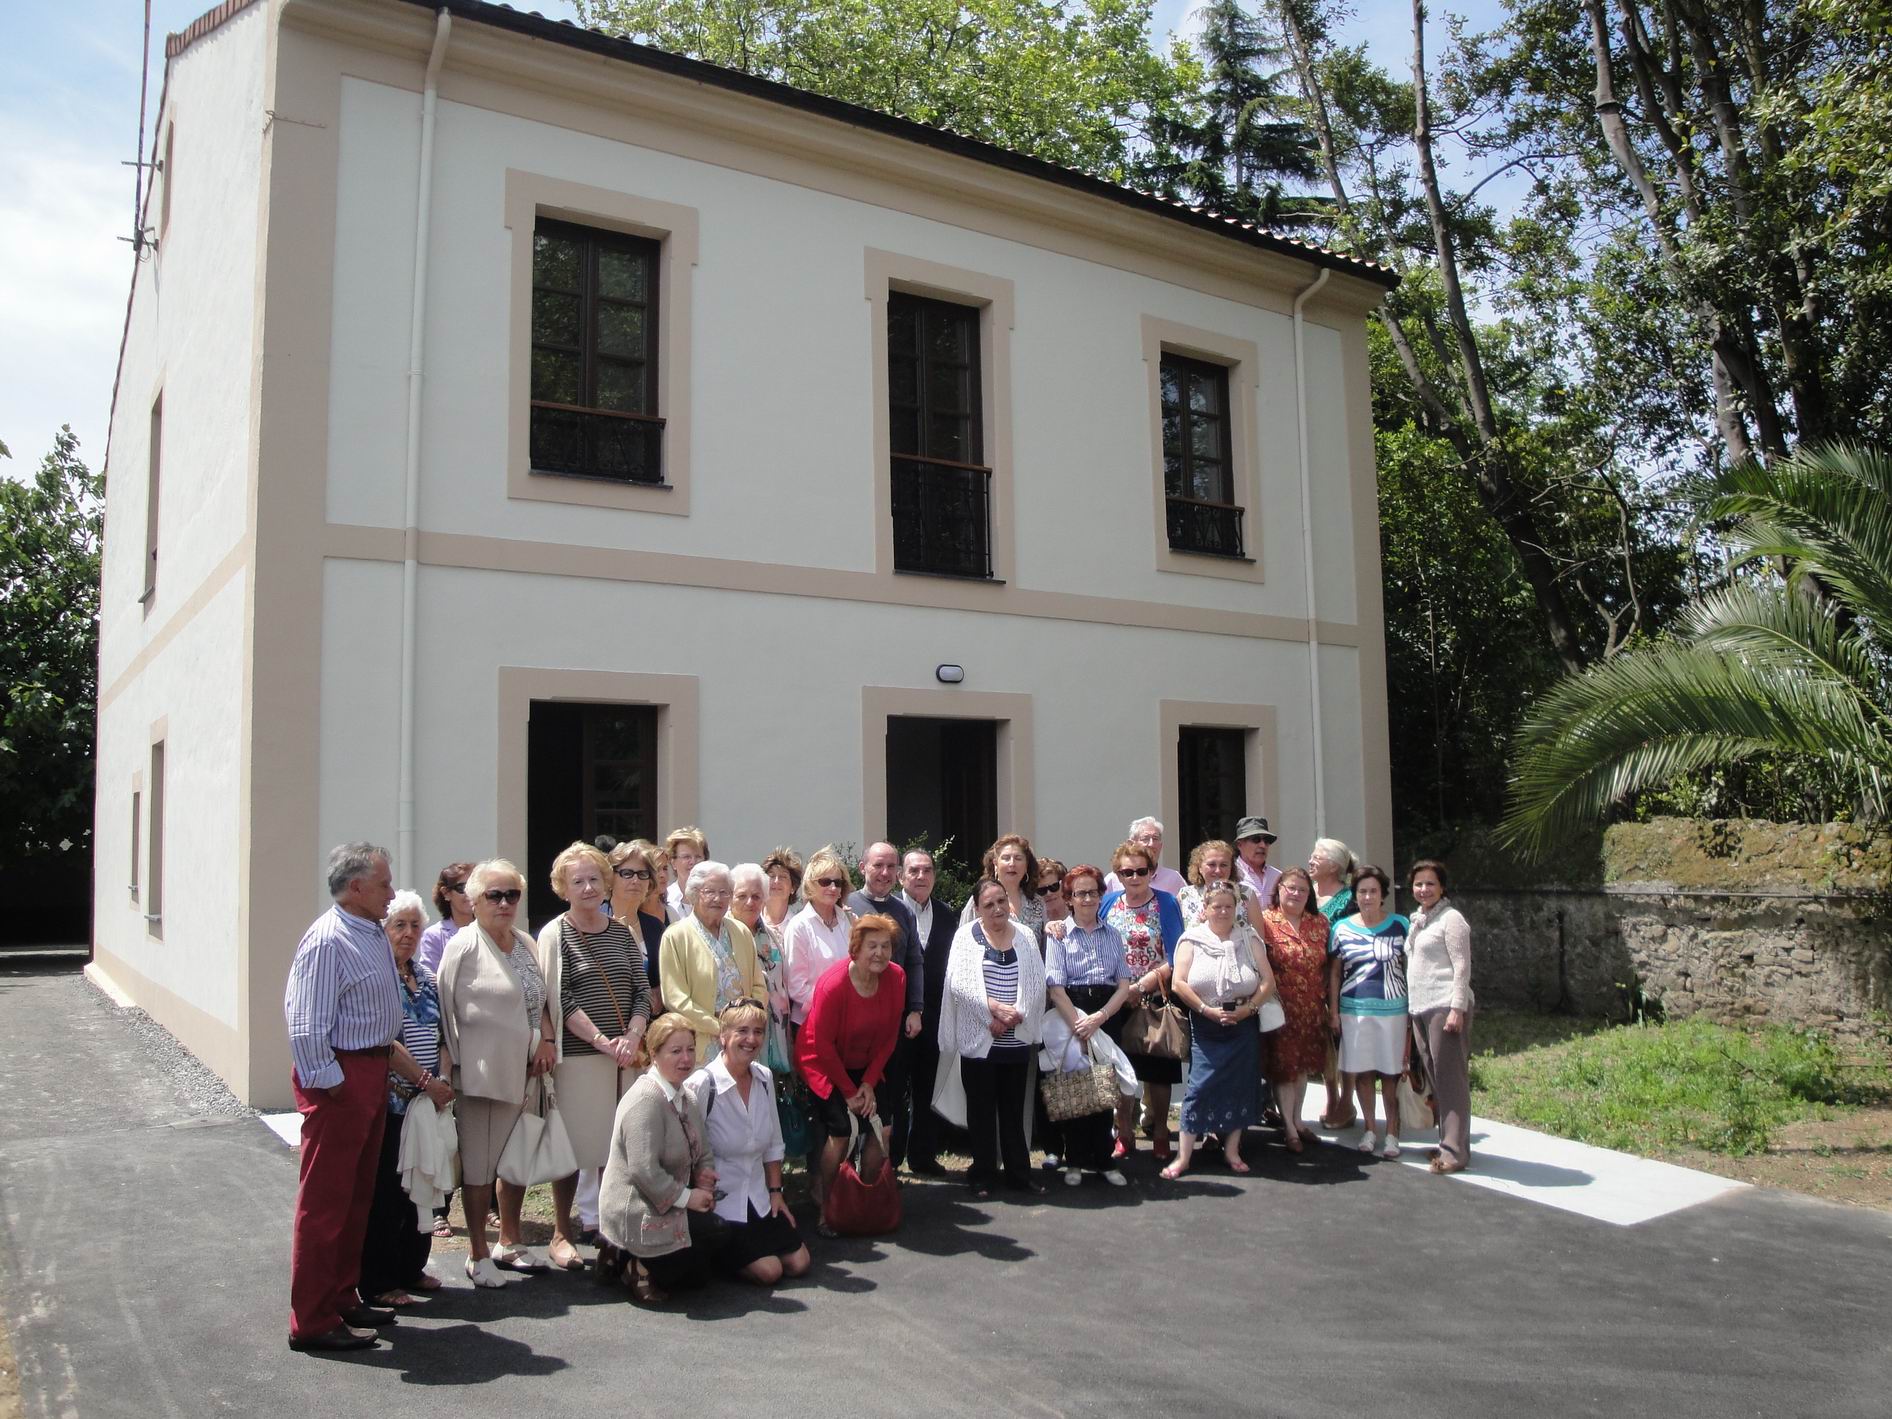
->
[1406,858,1474,1174]
[783,847,854,1027]
[682,1001,811,1285]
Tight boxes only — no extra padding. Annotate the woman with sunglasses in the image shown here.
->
[609,841,671,1012]
[783,847,856,1030]
[536,841,652,1271]
[436,859,558,1287]
[1098,841,1186,1164]
[682,1000,812,1284]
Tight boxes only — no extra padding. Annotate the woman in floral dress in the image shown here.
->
[1261,866,1331,1152]
[1098,841,1186,1163]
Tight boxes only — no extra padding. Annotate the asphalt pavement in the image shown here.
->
[1,961,1887,1418]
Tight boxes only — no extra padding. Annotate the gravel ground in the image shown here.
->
[74,971,255,1120]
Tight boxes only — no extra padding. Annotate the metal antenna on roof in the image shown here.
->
[120,0,158,260]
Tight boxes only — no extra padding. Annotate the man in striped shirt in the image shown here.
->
[282,842,402,1352]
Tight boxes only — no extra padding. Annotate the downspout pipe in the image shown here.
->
[397,8,451,883]
[1292,266,1331,838]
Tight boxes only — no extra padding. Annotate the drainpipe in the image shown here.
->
[397,9,451,883]
[1292,266,1331,838]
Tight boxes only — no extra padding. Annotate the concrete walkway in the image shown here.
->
[2,961,1888,1418]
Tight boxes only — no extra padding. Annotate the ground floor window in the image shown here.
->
[1177,725,1246,868]
[527,701,657,929]
[885,715,998,872]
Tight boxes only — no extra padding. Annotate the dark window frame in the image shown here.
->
[887,291,992,580]
[529,218,665,485]
[1160,352,1246,559]
[1177,725,1248,869]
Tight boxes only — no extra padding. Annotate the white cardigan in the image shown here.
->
[938,919,1046,1059]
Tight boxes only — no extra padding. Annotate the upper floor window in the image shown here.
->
[1161,353,1244,559]
[530,219,663,485]
[888,292,991,579]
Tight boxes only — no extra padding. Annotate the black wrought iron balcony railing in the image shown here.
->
[530,401,665,485]
[891,453,993,579]
[1166,495,1246,558]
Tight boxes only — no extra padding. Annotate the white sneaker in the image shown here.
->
[1382,1136,1401,1159]
[464,1257,506,1289]
[1064,1167,1083,1187]
[1357,1130,1379,1153]
[1102,1169,1128,1188]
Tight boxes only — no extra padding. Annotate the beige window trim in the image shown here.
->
[1158,699,1278,850]
[495,667,700,875]
[504,170,699,516]
[864,249,1016,586]
[860,685,1034,844]
[1141,315,1266,584]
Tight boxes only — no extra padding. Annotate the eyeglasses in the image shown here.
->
[480,888,523,905]
[815,876,847,890]
[1070,888,1100,900]
[1118,866,1150,878]
[615,867,652,881]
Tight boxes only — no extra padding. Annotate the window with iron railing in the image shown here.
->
[888,292,991,578]
[530,219,664,485]
[1160,353,1245,559]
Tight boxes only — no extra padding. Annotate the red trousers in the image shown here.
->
[289,1053,389,1339]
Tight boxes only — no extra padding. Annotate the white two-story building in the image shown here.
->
[91,0,1398,1106]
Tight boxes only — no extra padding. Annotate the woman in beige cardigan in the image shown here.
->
[658,862,766,1063]
[436,859,558,1288]
[1406,858,1474,1175]
[597,1013,720,1303]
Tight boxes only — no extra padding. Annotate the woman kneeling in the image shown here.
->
[683,1001,812,1285]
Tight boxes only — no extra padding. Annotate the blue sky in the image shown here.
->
[0,0,1507,475]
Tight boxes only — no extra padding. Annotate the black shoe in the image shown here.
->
[340,1304,396,1328]
[1003,1177,1048,1196]
[908,1157,945,1178]
[288,1324,377,1352]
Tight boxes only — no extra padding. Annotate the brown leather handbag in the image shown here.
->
[1121,983,1190,1060]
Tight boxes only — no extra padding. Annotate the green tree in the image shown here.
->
[1499,444,1892,856]
[571,0,1202,182]
[0,426,102,863]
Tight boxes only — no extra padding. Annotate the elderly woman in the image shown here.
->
[1099,841,1187,1164]
[659,862,766,1063]
[957,834,1046,946]
[1328,865,1409,1159]
[729,863,794,1074]
[761,847,803,941]
[783,847,854,1028]
[597,1013,720,1303]
[942,878,1048,1199]
[607,840,670,1005]
[436,859,558,1286]
[683,1001,811,1284]
[1309,837,1360,1130]
[357,890,454,1306]
[1407,859,1474,1174]
[1261,866,1332,1153]
[417,862,474,976]
[1177,839,1264,929]
[1043,864,1133,1187]
[1162,882,1277,1180]
[535,841,652,1271]
[1036,858,1070,931]
[797,913,907,1228]
[415,865,473,1235]
[663,827,708,917]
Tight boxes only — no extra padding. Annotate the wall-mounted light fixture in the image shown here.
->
[935,664,965,684]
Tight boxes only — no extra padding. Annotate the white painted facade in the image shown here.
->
[93,0,1394,1105]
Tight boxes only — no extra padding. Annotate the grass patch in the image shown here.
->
[1469,1011,1892,1157]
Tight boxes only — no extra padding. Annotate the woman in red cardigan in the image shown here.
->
[796,913,905,1232]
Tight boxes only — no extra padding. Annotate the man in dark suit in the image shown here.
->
[896,846,958,1176]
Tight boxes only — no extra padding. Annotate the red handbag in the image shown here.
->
[822,1113,902,1236]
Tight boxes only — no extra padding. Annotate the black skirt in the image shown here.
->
[719,1202,805,1273]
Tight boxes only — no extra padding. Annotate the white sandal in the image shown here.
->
[490,1243,548,1273]
[1381,1136,1402,1159]
[464,1256,507,1289]
[1356,1130,1379,1153]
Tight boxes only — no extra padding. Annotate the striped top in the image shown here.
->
[389,963,442,1114]
[559,918,652,1056]
[284,905,403,1090]
[978,926,1026,1052]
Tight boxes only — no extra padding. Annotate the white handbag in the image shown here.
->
[496,1076,578,1187]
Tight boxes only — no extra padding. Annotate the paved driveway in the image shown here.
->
[1,963,1887,1418]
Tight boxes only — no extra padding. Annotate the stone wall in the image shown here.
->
[1408,820,1890,1037]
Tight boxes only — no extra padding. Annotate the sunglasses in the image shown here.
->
[1070,888,1100,900]
[480,888,523,905]
[1118,866,1150,878]
[615,866,653,881]
[443,880,467,894]
[815,877,847,890]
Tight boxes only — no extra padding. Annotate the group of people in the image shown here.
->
[281,816,1474,1352]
